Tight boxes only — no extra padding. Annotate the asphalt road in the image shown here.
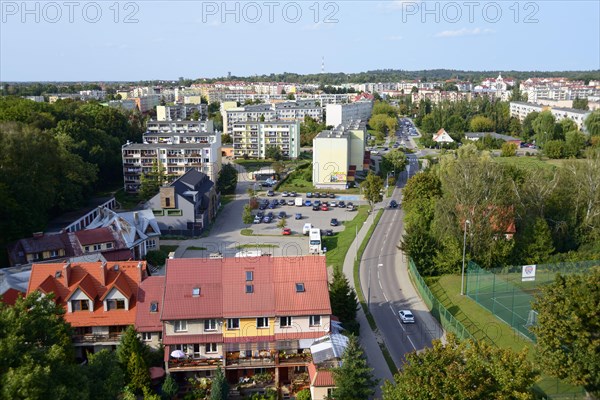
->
[359,123,444,370]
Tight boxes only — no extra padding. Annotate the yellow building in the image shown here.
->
[312,120,367,189]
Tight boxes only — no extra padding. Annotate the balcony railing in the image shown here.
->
[168,357,223,370]
[226,351,276,367]
[277,352,312,365]
[72,333,123,343]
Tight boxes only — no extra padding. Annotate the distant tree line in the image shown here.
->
[0,96,144,261]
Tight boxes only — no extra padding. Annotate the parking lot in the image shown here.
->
[251,193,360,236]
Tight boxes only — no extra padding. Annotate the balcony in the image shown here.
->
[72,333,123,344]
[226,351,276,368]
[277,351,312,365]
[168,357,223,371]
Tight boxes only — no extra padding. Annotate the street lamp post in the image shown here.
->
[460,219,470,296]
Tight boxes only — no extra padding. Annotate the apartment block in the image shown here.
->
[231,120,300,159]
[156,104,208,121]
[224,101,322,134]
[157,256,331,387]
[27,261,149,359]
[122,120,221,193]
[312,121,369,190]
[325,101,373,127]
[510,101,591,131]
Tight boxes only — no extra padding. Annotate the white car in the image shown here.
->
[398,310,415,324]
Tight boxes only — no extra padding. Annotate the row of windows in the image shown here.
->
[174,343,218,355]
[71,299,126,311]
[173,316,322,332]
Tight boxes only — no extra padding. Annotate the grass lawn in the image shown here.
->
[233,159,274,172]
[323,206,369,273]
[114,188,143,210]
[492,156,557,171]
[186,246,207,251]
[426,274,585,398]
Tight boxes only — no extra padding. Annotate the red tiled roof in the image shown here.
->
[273,257,331,316]
[308,363,335,387]
[222,258,276,318]
[162,333,223,345]
[100,272,133,300]
[161,259,223,320]
[135,276,165,332]
[102,249,134,262]
[162,257,331,321]
[27,261,147,327]
[74,227,115,246]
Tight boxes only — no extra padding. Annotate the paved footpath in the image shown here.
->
[341,206,395,399]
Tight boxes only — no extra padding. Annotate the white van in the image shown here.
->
[303,223,313,235]
[295,197,304,207]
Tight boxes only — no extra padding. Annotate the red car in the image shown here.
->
[320,205,329,211]
[282,228,292,235]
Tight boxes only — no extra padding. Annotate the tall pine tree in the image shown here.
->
[332,335,378,400]
[329,269,358,323]
[210,366,229,400]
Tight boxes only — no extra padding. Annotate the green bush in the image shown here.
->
[145,249,168,267]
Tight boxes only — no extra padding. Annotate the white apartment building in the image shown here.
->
[325,101,373,127]
[122,121,221,193]
[509,101,591,131]
[231,120,300,159]
[224,101,322,134]
[156,104,208,121]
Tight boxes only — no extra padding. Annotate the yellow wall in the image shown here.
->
[313,137,349,185]
[348,128,366,171]
[223,317,275,338]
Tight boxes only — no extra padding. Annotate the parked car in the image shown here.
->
[304,200,312,207]
[338,201,346,208]
[257,211,265,218]
[321,205,329,211]
[259,204,267,210]
[398,310,415,324]
[267,190,275,197]
[306,192,313,198]
[268,202,276,209]
[278,199,286,205]
[253,215,261,224]
[389,200,398,208]
[278,211,286,219]
[323,229,334,236]
[329,200,337,207]
[267,212,274,218]
[303,223,313,235]
[328,193,335,199]
[313,192,321,198]
[312,205,320,211]
[330,218,339,226]
[287,199,295,206]
[295,213,302,220]
[282,228,292,235]
[282,191,289,197]
[262,216,272,223]
[313,200,321,207]
[290,192,297,197]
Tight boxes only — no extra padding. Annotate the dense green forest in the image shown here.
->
[0,96,144,259]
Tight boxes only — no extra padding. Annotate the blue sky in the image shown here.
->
[1,1,599,81]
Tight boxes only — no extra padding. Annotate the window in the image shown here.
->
[93,244,101,251]
[142,332,152,341]
[174,320,187,332]
[204,319,217,331]
[107,299,126,310]
[50,250,59,257]
[193,344,201,358]
[71,300,89,311]
[106,243,113,249]
[205,343,218,353]
[165,198,171,207]
[84,246,90,252]
[158,332,162,341]
[147,239,157,249]
[246,284,254,294]
[280,316,292,327]
[192,287,200,297]
[295,283,305,292]
[309,315,321,326]
[257,317,269,328]
[246,271,253,281]
[150,302,158,313]
[227,318,240,330]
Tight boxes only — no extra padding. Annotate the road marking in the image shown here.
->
[396,319,418,351]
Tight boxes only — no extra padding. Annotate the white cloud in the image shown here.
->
[386,35,403,41]
[435,27,494,38]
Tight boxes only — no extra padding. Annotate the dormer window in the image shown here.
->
[71,300,89,311]
[192,287,200,297]
[246,284,254,294]
[107,299,126,310]
[150,302,158,313]
[295,283,305,292]
[246,271,253,281]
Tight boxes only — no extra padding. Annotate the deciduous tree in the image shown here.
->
[360,172,383,211]
[533,268,600,398]
[382,334,538,400]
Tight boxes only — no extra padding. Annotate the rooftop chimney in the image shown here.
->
[100,261,107,286]
[137,261,145,281]
[63,262,71,286]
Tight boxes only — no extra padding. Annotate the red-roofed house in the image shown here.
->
[308,363,336,399]
[27,261,148,359]
[135,276,165,348]
[160,256,331,389]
